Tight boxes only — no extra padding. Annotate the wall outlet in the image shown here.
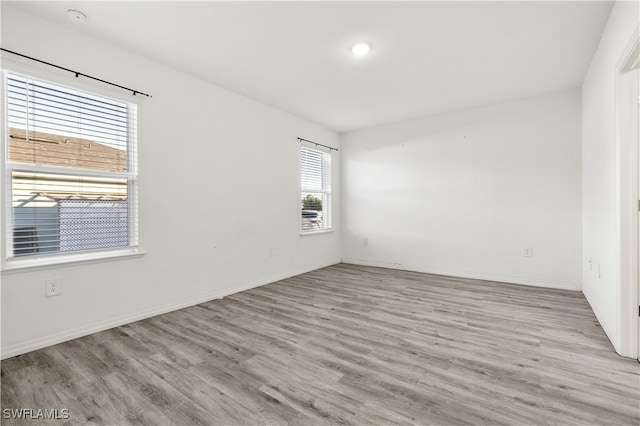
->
[45,278,61,297]
[523,248,533,257]
[268,248,275,257]
[363,237,369,246]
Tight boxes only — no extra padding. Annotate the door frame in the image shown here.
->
[616,29,639,359]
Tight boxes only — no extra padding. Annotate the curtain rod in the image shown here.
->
[298,137,338,152]
[0,48,152,98]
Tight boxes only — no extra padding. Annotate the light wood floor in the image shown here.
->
[2,264,639,425]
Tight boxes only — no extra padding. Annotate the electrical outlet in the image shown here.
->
[523,248,533,257]
[268,248,275,257]
[46,278,61,297]
[363,237,369,246]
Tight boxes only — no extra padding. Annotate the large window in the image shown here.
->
[4,72,138,261]
[300,144,331,232]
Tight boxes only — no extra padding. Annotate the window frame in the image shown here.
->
[1,64,141,271]
[300,142,333,235]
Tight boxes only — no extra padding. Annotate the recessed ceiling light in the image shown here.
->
[67,9,87,23]
[351,42,372,56]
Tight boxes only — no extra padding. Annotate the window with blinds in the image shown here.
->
[4,72,138,260]
[300,144,331,232]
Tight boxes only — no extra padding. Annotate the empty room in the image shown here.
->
[1,1,639,424]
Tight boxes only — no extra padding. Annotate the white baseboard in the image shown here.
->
[581,285,619,352]
[1,259,340,360]
[341,258,582,291]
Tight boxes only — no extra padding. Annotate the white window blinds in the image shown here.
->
[5,73,138,259]
[301,145,332,232]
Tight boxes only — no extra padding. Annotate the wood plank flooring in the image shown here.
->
[2,263,639,425]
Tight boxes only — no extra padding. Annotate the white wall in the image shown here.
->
[341,90,582,290]
[582,0,639,356]
[0,5,341,358]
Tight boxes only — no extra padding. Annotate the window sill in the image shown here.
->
[300,229,334,236]
[1,247,145,275]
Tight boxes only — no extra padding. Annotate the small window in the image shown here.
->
[300,145,332,232]
[4,73,138,261]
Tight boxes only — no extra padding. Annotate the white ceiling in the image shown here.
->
[7,1,613,133]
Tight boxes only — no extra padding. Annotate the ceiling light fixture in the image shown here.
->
[67,9,87,23]
[351,42,372,56]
